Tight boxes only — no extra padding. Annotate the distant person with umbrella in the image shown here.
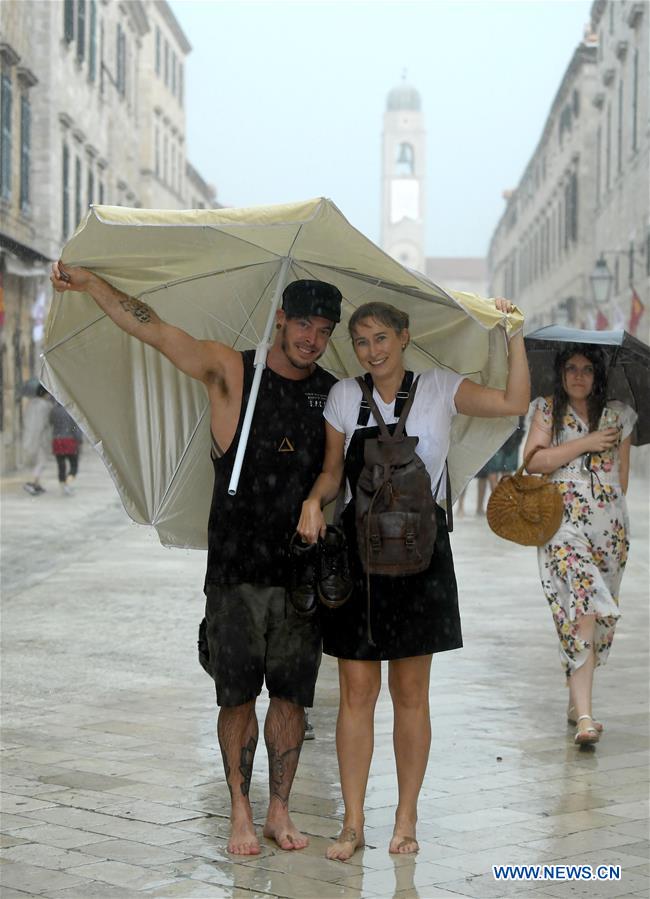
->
[523,342,638,746]
[50,262,340,856]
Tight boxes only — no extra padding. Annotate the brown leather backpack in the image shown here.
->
[355,375,438,577]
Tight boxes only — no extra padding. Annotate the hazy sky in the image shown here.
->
[169,0,593,257]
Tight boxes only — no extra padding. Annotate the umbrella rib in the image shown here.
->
[291,261,382,310]
[230,267,281,347]
[177,300,261,347]
[283,260,460,309]
[199,224,300,259]
[218,252,301,349]
[42,311,109,354]
[138,260,278,297]
[151,400,210,526]
[226,260,305,348]
[202,265,288,350]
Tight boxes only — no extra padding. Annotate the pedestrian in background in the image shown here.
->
[456,417,524,516]
[524,345,636,745]
[479,416,526,512]
[50,401,83,495]
[22,384,52,496]
[297,297,529,860]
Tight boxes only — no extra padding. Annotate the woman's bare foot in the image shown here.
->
[326,825,365,861]
[263,809,308,851]
[389,819,419,854]
[227,810,260,855]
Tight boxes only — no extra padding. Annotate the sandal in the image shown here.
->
[568,705,603,733]
[574,714,600,745]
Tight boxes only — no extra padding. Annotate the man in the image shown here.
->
[50,263,340,855]
[22,383,52,495]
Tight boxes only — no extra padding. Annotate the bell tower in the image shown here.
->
[381,77,426,272]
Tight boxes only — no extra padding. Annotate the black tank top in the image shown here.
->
[205,350,336,588]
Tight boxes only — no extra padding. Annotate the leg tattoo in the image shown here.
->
[264,699,305,808]
[268,745,301,806]
[217,703,258,804]
[239,737,257,797]
[219,746,233,799]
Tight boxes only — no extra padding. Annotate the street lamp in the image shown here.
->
[589,254,613,306]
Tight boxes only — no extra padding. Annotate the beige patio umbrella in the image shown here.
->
[42,197,523,548]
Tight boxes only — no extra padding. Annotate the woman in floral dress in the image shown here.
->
[524,345,637,745]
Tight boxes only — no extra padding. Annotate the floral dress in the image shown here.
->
[534,397,637,678]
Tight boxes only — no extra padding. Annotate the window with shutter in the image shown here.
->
[20,93,30,212]
[0,72,12,200]
[62,142,70,238]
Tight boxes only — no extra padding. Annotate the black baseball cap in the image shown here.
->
[282,279,342,323]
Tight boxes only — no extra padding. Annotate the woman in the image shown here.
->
[297,299,529,860]
[524,346,636,746]
[51,401,83,496]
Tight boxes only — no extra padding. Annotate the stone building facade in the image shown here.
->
[488,1,649,340]
[139,1,191,209]
[591,0,649,334]
[0,0,216,470]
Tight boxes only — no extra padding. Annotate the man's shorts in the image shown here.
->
[199,583,322,708]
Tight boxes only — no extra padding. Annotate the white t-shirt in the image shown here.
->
[324,368,465,501]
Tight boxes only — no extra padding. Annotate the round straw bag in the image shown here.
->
[486,447,564,546]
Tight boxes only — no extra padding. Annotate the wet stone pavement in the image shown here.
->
[1,449,649,899]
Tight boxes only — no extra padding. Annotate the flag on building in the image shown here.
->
[628,287,645,336]
[595,309,609,330]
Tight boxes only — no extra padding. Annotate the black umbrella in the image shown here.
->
[524,325,650,446]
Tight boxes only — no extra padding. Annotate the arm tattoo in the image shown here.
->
[267,744,301,807]
[119,296,155,324]
[238,737,257,798]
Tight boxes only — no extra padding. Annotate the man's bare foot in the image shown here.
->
[389,828,419,854]
[228,812,260,855]
[326,825,365,861]
[263,810,308,851]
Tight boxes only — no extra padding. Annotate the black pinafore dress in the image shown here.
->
[320,422,464,661]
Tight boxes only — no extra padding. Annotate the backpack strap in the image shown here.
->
[356,373,420,442]
[446,466,453,532]
[356,377,391,440]
[356,371,414,426]
[392,376,419,440]
[356,373,374,427]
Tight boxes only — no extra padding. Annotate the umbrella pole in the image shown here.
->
[227,257,291,496]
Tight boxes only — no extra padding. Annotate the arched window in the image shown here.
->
[395,142,414,176]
